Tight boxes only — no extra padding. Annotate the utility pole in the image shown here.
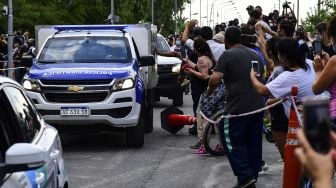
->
[175,0,178,34]
[7,0,13,79]
[279,0,281,11]
[199,0,202,26]
[190,1,192,21]
[152,0,154,24]
[297,0,299,26]
[318,0,321,18]
[111,0,114,23]
[206,0,208,26]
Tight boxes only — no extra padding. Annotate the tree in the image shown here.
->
[0,0,189,37]
[302,0,336,32]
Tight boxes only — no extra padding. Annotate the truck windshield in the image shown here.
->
[38,36,132,63]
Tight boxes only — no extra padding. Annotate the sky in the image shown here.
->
[183,0,319,26]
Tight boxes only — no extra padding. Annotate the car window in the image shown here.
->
[0,94,14,162]
[3,87,41,142]
[39,36,132,63]
[156,35,170,53]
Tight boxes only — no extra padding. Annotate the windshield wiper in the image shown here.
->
[37,60,57,64]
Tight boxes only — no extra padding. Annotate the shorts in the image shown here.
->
[269,104,288,133]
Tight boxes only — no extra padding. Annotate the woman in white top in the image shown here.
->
[250,38,315,119]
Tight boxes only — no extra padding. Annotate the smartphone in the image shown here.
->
[251,61,260,76]
[303,99,331,154]
[313,40,322,55]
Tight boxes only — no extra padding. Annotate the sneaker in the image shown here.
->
[190,140,202,149]
[259,161,269,175]
[194,144,208,155]
[214,144,225,153]
[232,178,256,188]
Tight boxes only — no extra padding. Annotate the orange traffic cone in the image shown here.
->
[161,106,196,134]
[167,114,196,126]
[282,86,301,188]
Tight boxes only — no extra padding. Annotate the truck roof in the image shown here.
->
[52,30,127,38]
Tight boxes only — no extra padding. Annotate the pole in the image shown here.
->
[190,1,192,21]
[279,0,281,11]
[317,0,321,18]
[297,0,299,26]
[175,0,177,34]
[111,0,114,24]
[206,0,209,26]
[152,0,154,24]
[7,0,13,79]
[199,0,202,26]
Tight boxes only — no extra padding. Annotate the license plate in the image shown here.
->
[60,107,89,116]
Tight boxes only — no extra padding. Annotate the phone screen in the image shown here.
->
[303,99,331,153]
[313,41,322,55]
[251,61,260,76]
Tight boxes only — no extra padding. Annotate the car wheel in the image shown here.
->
[173,88,183,106]
[126,114,144,147]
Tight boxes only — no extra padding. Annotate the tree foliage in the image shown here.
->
[0,0,189,37]
[302,0,336,32]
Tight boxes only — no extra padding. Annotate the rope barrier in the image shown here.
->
[200,97,294,124]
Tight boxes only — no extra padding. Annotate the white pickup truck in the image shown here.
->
[22,24,158,147]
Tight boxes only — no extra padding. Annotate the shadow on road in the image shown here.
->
[60,131,129,151]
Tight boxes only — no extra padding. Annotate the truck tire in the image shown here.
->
[126,115,144,147]
[173,88,183,106]
[144,89,154,133]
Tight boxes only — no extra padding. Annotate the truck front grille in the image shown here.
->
[158,64,173,74]
[44,92,109,103]
[41,79,112,85]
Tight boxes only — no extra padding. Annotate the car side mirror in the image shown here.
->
[139,55,155,67]
[21,55,33,68]
[3,143,46,174]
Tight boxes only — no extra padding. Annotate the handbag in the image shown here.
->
[200,81,225,118]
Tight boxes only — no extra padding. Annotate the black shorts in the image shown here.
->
[269,104,288,132]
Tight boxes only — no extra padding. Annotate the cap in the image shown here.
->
[246,5,254,10]
[213,33,224,43]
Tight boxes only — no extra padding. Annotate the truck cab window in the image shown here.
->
[3,87,41,142]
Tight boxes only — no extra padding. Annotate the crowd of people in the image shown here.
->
[0,30,35,81]
[162,4,336,188]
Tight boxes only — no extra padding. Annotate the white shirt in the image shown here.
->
[266,60,316,117]
[185,39,225,62]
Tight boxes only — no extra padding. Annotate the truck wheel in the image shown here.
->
[173,88,183,106]
[126,115,144,147]
[144,89,154,133]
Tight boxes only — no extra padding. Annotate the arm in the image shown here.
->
[257,35,274,71]
[158,51,180,57]
[186,57,211,80]
[207,71,223,95]
[182,20,197,43]
[250,69,271,95]
[312,55,336,94]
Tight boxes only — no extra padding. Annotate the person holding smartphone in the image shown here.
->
[313,16,336,130]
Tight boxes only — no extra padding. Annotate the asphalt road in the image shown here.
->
[62,94,284,188]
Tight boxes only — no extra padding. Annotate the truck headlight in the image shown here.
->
[112,77,135,91]
[23,79,41,92]
[172,64,181,73]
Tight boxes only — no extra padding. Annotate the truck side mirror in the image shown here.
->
[139,55,155,67]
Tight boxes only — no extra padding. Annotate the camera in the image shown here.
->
[282,1,291,8]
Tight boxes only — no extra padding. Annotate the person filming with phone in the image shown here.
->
[292,15,336,188]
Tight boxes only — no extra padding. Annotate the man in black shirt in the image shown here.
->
[207,27,264,188]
